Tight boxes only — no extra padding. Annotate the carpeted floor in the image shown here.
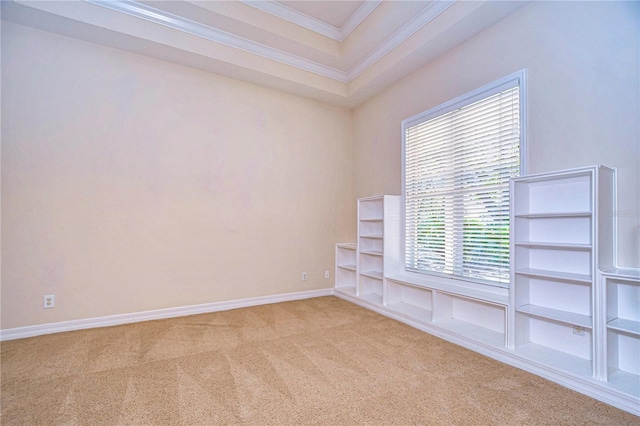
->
[1,296,637,425]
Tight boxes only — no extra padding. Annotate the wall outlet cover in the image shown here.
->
[44,295,55,309]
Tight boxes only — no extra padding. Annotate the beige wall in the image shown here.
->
[353,1,640,267]
[1,21,354,329]
[2,1,639,330]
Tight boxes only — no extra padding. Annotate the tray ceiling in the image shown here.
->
[1,0,528,107]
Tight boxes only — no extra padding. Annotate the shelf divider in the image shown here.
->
[516,304,592,328]
[515,268,591,284]
[607,318,640,337]
[516,342,593,377]
[514,212,592,219]
[360,270,383,280]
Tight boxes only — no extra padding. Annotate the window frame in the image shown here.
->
[401,70,527,289]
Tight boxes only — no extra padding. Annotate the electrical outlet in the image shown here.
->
[324,270,330,279]
[301,272,307,281]
[44,295,55,309]
[572,326,585,336]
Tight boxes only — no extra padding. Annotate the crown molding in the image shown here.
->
[339,0,382,40]
[241,0,341,40]
[240,0,381,42]
[347,0,455,81]
[23,0,459,87]
[84,0,457,84]
[87,0,349,82]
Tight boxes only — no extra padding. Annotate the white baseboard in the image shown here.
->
[0,288,333,341]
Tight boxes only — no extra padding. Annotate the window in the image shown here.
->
[402,72,525,287]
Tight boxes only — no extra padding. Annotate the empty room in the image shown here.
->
[1,0,639,424]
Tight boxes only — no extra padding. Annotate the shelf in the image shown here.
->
[605,273,639,399]
[336,243,357,250]
[516,304,592,328]
[434,291,506,348]
[516,342,593,377]
[513,169,592,184]
[359,218,383,222]
[515,242,592,250]
[608,318,640,337]
[516,313,592,363]
[515,268,591,284]
[360,250,383,256]
[386,302,432,324]
[514,214,591,247]
[335,286,356,296]
[605,274,639,335]
[360,234,383,239]
[360,270,383,280]
[607,328,639,396]
[512,169,593,216]
[607,369,640,397]
[601,267,640,279]
[515,212,592,219]
[436,318,505,348]
[360,292,383,305]
[337,264,357,272]
[335,243,358,291]
[514,247,592,280]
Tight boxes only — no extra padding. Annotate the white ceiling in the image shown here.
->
[277,1,365,28]
[238,0,383,42]
[1,0,529,107]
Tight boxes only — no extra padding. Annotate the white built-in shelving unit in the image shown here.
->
[510,165,615,379]
[334,165,639,415]
[339,195,508,350]
[352,196,400,305]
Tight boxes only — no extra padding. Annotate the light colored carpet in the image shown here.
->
[1,296,637,425]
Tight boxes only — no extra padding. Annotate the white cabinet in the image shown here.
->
[510,166,615,379]
[602,269,640,397]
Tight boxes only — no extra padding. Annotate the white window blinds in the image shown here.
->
[403,78,522,286]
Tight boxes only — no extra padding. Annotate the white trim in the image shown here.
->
[609,168,619,270]
[339,1,381,40]
[347,1,455,81]
[241,0,342,41]
[333,291,640,416]
[520,68,528,176]
[0,288,333,341]
[86,0,349,83]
